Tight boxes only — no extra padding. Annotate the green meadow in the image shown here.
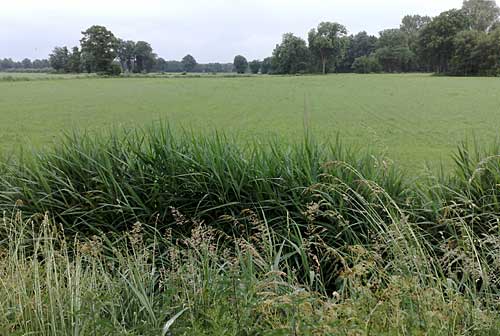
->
[2,73,500,170]
[2,73,500,334]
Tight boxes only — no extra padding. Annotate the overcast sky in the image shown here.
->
[1,0,474,63]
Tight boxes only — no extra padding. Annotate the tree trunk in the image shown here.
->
[322,57,327,75]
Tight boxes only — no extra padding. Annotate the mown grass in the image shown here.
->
[1,126,500,334]
[2,74,500,170]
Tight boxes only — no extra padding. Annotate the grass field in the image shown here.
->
[1,73,500,170]
[2,73,500,335]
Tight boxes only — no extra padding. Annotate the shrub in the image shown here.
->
[352,55,382,73]
[109,63,123,76]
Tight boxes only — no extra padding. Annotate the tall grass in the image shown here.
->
[0,127,406,243]
[1,207,499,335]
[1,126,500,334]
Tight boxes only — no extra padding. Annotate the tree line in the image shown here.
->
[46,28,234,75]
[2,0,499,76]
[267,0,500,76]
[0,58,50,72]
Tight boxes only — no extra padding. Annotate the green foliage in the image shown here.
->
[463,0,500,32]
[375,29,415,72]
[248,59,261,74]
[2,135,500,334]
[400,15,432,36]
[0,127,406,241]
[351,55,381,73]
[134,41,156,73]
[233,55,248,74]
[21,58,32,68]
[338,31,378,72]
[418,10,471,73]
[450,30,485,75]
[80,25,118,74]
[49,46,70,72]
[181,54,197,72]
[109,63,123,76]
[272,33,310,74]
[2,209,500,335]
[117,39,136,72]
[308,22,348,74]
[260,57,273,74]
[449,27,500,76]
[67,46,82,73]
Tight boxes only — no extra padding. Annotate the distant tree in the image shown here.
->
[418,9,470,73]
[375,29,415,72]
[67,47,82,73]
[378,29,409,49]
[80,51,95,73]
[249,59,261,74]
[400,15,431,70]
[375,46,414,72]
[261,57,273,74]
[272,33,310,74]
[165,60,184,72]
[117,39,136,72]
[352,55,382,73]
[462,0,500,31]
[154,57,167,72]
[350,31,378,59]
[181,54,197,72]
[21,58,32,69]
[49,46,70,72]
[32,59,47,69]
[400,15,432,35]
[339,31,378,71]
[308,22,348,74]
[474,26,500,75]
[110,63,123,76]
[134,41,156,73]
[233,55,248,73]
[80,25,117,73]
[204,63,225,73]
[449,30,484,75]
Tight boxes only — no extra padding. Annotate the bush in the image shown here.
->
[352,55,382,73]
[109,63,122,76]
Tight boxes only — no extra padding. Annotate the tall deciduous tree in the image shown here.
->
[272,33,310,74]
[462,0,500,31]
[181,54,197,72]
[117,39,136,72]
[375,29,415,72]
[308,22,348,74]
[450,30,484,75]
[134,41,156,73]
[338,32,378,72]
[400,15,432,35]
[233,55,248,73]
[418,9,470,73]
[67,47,82,73]
[260,57,273,74]
[49,46,70,72]
[400,15,431,70]
[80,25,117,73]
[249,60,261,74]
[21,58,32,68]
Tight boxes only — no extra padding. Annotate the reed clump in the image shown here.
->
[1,127,500,334]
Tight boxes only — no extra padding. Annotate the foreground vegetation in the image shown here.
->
[1,126,500,334]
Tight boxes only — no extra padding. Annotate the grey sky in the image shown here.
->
[0,0,472,63]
